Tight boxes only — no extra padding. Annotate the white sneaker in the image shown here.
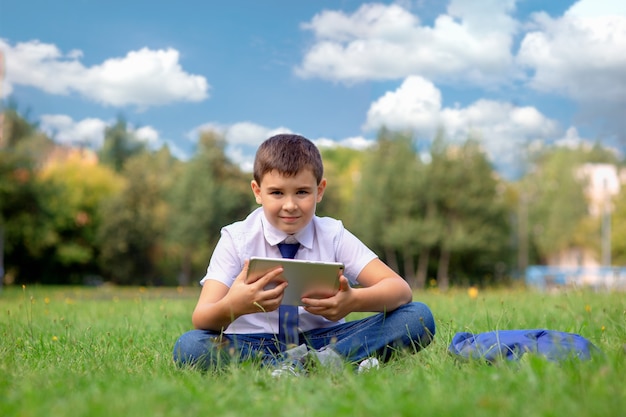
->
[270,362,305,378]
[309,347,344,371]
[357,357,380,373]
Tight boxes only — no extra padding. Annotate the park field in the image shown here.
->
[1,284,624,417]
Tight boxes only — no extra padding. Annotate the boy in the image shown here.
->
[173,134,435,375]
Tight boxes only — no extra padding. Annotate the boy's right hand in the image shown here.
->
[225,260,288,315]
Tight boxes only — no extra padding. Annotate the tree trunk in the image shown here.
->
[437,249,450,291]
[178,249,192,287]
[402,253,416,288]
[415,248,430,289]
[0,225,4,291]
[385,248,399,274]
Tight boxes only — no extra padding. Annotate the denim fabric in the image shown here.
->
[172,301,435,371]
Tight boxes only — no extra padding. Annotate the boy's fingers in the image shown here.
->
[235,260,250,283]
[263,282,287,300]
[255,266,285,287]
[338,275,350,291]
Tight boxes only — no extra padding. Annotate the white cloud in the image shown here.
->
[40,114,170,153]
[227,122,293,147]
[363,75,561,176]
[554,126,622,157]
[565,0,626,18]
[40,114,108,148]
[135,126,160,148]
[295,1,518,85]
[193,122,374,172]
[1,39,210,107]
[554,126,587,148]
[194,121,293,147]
[315,135,375,151]
[516,0,626,142]
[192,122,293,172]
[363,75,442,132]
[517,0,626,104]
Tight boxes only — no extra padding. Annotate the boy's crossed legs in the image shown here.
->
[173,302,435,372]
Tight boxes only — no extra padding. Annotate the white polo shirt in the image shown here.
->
[200,207,378,334]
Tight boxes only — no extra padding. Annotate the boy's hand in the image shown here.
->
[226,260,288,316]
[301,275,353,321]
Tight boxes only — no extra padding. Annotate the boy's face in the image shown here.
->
[251,168,326,235]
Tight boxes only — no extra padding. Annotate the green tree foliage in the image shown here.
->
[318,146,365,220]
[4,103,623,287]
[523,147,593,263]
[352,129,511,290]
[97,149,176,285]
[98,116,146,172]
[167,131,253,285]
[374,132,437,288]
[0,108,55,283]
[349,129,407,258]
[428,135,509,289]
[37,155,124,283]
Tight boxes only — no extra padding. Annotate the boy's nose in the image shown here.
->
[283,196,297,210]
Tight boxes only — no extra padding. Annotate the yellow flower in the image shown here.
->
[52,336,59,341]
[468,287,479,299]
[585,305,591,313]
[601,326,606,332]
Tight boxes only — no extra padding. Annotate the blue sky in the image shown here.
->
[1,0,625,178]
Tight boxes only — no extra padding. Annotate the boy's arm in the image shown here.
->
[191,281,237,331]
[350,258,413,311]
[191,261,288,331]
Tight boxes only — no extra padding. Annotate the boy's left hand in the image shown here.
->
[301,275,353,321]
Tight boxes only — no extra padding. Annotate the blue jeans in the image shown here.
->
[172,302,435,371]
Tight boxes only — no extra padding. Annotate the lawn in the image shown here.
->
[1,284,624,417]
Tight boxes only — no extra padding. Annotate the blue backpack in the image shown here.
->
[448,329,600,362]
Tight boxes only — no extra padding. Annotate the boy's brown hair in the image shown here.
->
[253,134,324,185]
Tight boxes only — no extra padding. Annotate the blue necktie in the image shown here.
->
[277,242,300,350]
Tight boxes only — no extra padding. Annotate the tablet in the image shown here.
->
[247,257,344,305]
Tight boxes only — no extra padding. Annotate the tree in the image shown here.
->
[318,146,365,221]
[97,148,175,284]
[376,132,436,288]
[0,107,55,283]
[36,152,124,283]
[98,116,146,172]
[349,129,406,262]
[348,129,441,288]
[523,147,592,264]
[167,131,252,285]
[428,135,509,289]
[611,182,626,265]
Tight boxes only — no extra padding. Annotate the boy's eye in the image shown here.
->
[269,191,283,195]
[297,190,309,195]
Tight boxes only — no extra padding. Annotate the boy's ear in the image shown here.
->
[316,178,327,203]
[251,180,262,204]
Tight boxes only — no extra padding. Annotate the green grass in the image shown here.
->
[1,284,624,417]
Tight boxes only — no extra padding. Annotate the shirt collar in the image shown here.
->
[260,211,314,249]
